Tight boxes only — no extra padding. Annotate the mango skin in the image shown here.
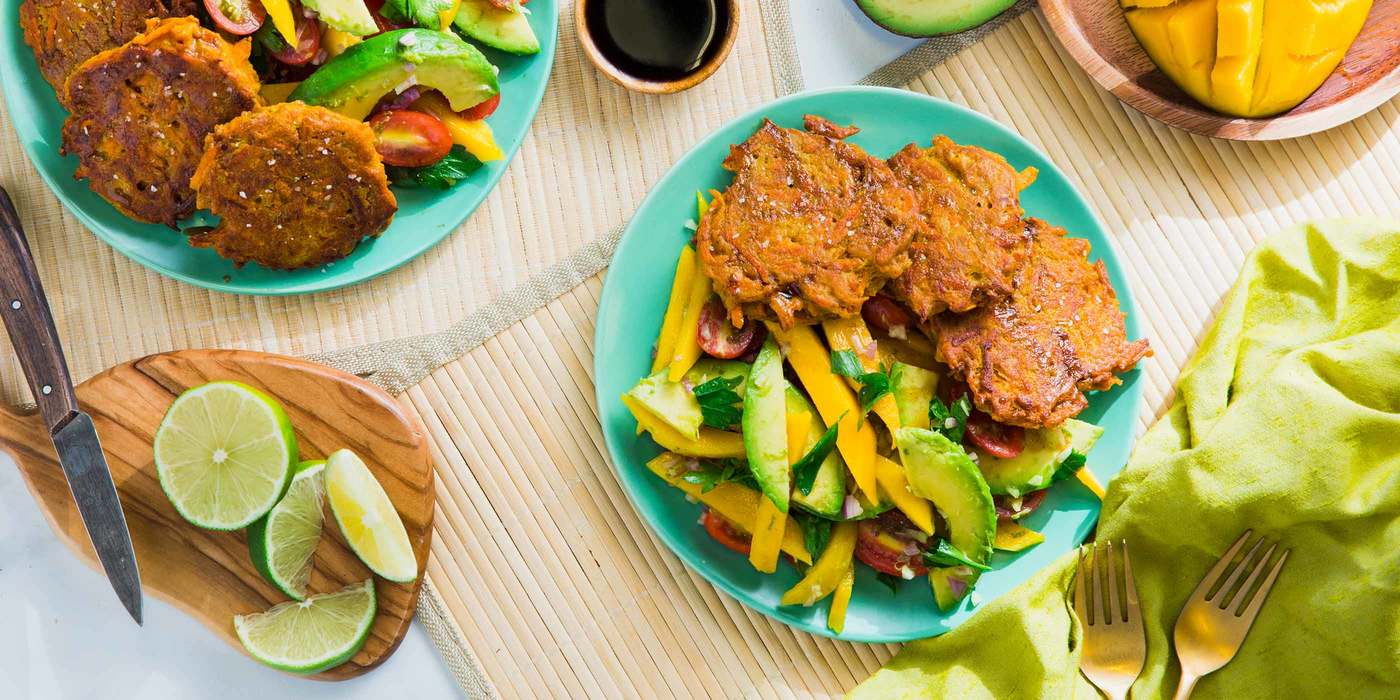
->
[1122,0,1373,118]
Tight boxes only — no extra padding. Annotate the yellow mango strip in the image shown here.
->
[821,317,902,432]
[259,82,300,105]
[645,454,810,564]
[1077,468,1107,500]
[779,521,857,606]
[438,0,462,29]
[874,455,934,535]
[621,395,744,459]
[748,497,785,573]
[827,566,854,634]
[259,0,299,47]
[666,259,713,382]
[994,521,1046,552]
[770,324,878,501]
[785,406,812,464]
[412,92,505,162]
[650,247,697,375]
[323,28,363,58]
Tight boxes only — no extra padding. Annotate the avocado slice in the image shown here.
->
[289,29,498,120]
[976,419,1105,497]
[896,427,996,608]
[685,359,750,395]
[454,0,541,55]
[786,387,846,518]
[890,362,939,430]
[742,338,790,512]
[626,370,703,441]
[302,0,378,36]
[854,0,1018,37]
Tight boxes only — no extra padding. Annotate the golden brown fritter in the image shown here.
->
[20,0,196,104]
[932,219,1151,428]
[189,102,397,270]
[885,136,1039,320]
[696,115,920,329]
[60,17,261,227]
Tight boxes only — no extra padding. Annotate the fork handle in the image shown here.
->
[1172,673,1200,700]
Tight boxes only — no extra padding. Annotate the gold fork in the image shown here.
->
[1073,540,1146,700]
[1171,530,1290,699]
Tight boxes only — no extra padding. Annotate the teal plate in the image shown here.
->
[594,86,1145,642]
[0,0,556,295]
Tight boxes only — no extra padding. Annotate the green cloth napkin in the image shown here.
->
[849,219,1400,699]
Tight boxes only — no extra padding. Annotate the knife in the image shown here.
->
[0,186,143,624]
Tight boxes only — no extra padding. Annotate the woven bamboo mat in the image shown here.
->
[0,0,797,406]
[379,9,1400,699]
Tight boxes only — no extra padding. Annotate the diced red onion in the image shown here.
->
[841,495,863,519]
[902,541,920,556]
[947,577,967,599]
[860,340,877,360]
[681,378,694,392]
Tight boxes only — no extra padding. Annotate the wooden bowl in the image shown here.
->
[575,0,740,94]
[1040,0,1400,140]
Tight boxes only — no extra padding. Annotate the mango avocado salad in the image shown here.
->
[623,194,1108,633]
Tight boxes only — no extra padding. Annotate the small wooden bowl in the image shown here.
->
[575,0,740,94]
[1041,0,1400,140]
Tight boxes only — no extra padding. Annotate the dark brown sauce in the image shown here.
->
[585,0,725,82]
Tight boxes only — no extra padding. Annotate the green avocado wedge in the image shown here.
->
[290,29,498,120]
[890,362,940,430]
[627,371,704,440]
[742,338,789,512]
[302,0,379,35]
[896,427,996,610]
[786,388,846,518]
[455,0,541,55]
[976,419,1105,497]
[854,0,1019,37]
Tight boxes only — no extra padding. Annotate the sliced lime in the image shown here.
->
[234,578,376,674]
[325,449,418,583]
[154,381,297,530]
[248,460,326,600]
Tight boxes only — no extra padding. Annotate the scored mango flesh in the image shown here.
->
[1121,0,1372,118]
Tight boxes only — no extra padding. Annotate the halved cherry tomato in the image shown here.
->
[696,298,764,359]
[854,511,928,577]
[364,0,407,33]
[861,294,915,336]
[965,411,1024,459]
[995,489,1047,521]
[700,509,751,556]
[459,93,501,121]
[368,109,453,167]
[204,0,266,35]
[269,15,322,66]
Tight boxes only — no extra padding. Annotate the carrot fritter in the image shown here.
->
[697,115,920,329]
[60,17,261,227]
[19,0,196,103]
[932,219,1151,429]
[886,136,1038,319]
[189,102,397,270]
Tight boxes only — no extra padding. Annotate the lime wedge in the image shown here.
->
[154,381,297,530]
[325,449,418,583]
[234,578,376,674]
[248,461,326,600]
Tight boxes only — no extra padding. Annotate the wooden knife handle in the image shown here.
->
[0,187,78,428]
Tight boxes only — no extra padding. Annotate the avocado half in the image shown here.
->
[854,0,1019,37]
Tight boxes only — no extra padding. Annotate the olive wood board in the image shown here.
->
[1041,0,1400,140]
[0,350,435,680]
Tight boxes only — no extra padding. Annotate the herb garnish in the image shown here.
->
[691,376,744,429]
[921,539,990,571]
[929,395,973,443]
[791,421,839,495]
[794,512,832,560]
[387,146,484,189]
[680,458,756,493]
[830,350,893,414]
[1051,450,1088,483]
[875,572,903,594]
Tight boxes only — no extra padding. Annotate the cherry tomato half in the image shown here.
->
[368,109,453,167]
[204,0,266,35]
[700,509,751,556]
[270,15,322,66]
[697,298,764,359]
[854,512,929,578]
[965,411,1025,459]
[861,294,915,336]
[459,93,501,121]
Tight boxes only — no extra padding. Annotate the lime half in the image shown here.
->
[154,381,297,530]
[248,461,326,600]
[234,578,376,674]
[325,449,418,583]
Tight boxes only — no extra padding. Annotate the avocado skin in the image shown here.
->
[290,29,498,118]
[854,0,1018,38]
[742,338,791,512]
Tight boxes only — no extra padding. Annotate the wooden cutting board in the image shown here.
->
[0,349,434,681]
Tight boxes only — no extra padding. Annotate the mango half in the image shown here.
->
[1121,0,1373,118]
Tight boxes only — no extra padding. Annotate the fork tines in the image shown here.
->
[1074,539,1140,625]
[1198,530,1290,617]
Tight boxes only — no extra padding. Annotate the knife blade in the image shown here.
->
[0,186,144,624]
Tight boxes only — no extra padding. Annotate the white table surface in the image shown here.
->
[0,6,917,699]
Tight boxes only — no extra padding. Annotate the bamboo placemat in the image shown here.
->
[362,9,1400,699]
